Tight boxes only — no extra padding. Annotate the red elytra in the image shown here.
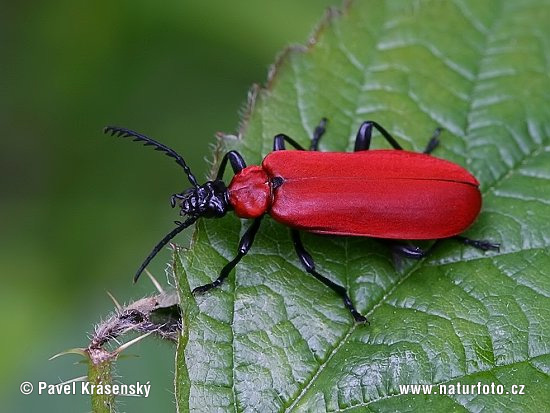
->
[228,150,481,239]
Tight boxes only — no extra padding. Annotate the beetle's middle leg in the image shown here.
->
[353,125,431,260]
[193,216,263,294]
[353,121,403,151]
[273,134,306,151]
[290,229,367,323]
[391,243,430,259]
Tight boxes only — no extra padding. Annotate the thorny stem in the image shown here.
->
[87,350,115,413]
[52,287,182,413]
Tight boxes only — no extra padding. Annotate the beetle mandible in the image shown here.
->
[104,119,499,322]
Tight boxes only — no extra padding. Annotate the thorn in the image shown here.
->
[56,376,88,387]
[114,331,154,355]
[144,269,164,293]
[106,291,123,312]
[49,348,88,361]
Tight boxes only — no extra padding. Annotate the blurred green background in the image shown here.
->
[1,1,339,411]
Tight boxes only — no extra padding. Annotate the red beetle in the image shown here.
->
[104,119,499,322]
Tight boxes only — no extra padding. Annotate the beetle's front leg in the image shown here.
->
[290,229,367,323]
[216,150,247,180]
[193,216,263,294]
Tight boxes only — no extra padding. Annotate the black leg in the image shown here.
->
[310,117,328,151]
[291,230,367,323]
[216,150,247,180]
[276,120,404,153]
[392,235,499,260]
[193,216,263,294]
[354,121,372,152]
[454,235,500,252]
[273,134,306,151]
[423,127,443,154]
[354,121,403,152]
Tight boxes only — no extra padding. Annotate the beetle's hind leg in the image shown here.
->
[453,235,500,252]
[392,236,500,259]
[423,127,443,154]
[310,117,328,151]
[290,229,367,323]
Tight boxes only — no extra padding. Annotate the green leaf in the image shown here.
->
[175,0,550,411]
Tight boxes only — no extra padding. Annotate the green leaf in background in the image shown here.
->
[175,0,550,411]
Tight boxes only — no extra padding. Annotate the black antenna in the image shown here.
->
[104,126,199,188]
[133,216,198,282]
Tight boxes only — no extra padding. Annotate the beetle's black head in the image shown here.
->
[171,180,229,219]
[104,125,231,283]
